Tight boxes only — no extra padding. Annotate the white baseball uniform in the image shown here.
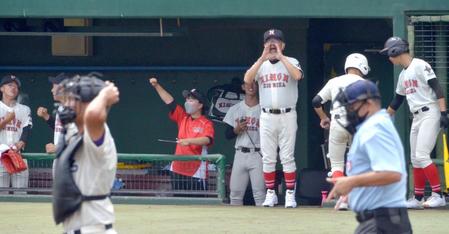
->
[0,100,32,189]
[395,58,439,168]
[223,101,266,206]
[255,57,302,173]
[317,74,364,173]
[63,124,117,233]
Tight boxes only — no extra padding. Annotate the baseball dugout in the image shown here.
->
[0,153,226,202]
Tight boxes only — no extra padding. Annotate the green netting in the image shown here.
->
[2,153,227,201]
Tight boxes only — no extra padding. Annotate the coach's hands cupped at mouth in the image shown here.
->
[325,177,354,202]
[258,44,271,62]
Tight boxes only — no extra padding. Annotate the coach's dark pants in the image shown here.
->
[355,207,412,234]
[170,172,208,191]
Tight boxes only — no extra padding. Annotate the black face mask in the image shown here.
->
[343,101,368,135]
[56,105,77,126]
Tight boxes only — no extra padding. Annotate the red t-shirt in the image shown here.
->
[169,105,215,178]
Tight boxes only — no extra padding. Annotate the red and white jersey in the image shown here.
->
[223,101,260,149]
[317,74,364,118]
[169,105,215,179]
[63,124,117,232]
[0,101,32,146]
[396,58,438,112]
[255,57,303,109]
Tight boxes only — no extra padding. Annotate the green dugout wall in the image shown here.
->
[0,0,448,170]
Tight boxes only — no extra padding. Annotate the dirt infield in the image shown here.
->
[0,202,448,233]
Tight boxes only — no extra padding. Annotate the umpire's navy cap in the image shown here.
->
[182,88,207,104]
[341,80,381,105]
[48,73,70,84]
[0,74,21,88]
[263,29,284,43]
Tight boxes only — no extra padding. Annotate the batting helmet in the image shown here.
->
[62,73,106,103]
[344,53,370,76]
[379,37,409,57]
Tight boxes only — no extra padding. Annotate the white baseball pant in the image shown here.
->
[260,110,297,173]
[328,119,351,173]
[0,160,29,193]
[410,104,440,168]
[230,150,266,206]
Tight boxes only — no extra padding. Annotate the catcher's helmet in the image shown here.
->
[344,53,370,76]
[62,73,106,102]
[336,80,381,106]
[379,37,409,57]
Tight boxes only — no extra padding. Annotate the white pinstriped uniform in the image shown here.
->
[395,58,440,168]
[254,57,302,173]
[317,74,364,173]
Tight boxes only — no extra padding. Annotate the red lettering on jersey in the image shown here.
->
[16,119,21,128]
[0,117,20,132]
[404,79,418,88]
[277,73,283,81]
[259,73,289,88]
[235,116,260,131]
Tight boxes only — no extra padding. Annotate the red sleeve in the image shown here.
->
[203,120,215,146]
[168,105,187,124]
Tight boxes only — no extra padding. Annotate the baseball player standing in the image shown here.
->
[244,29,303,208]
[149,77,214,191]
[0,75,32,193]
[328,80,412,234]
[52,74,119,234]
[381,36,448,208]
[312,53,370,209]
[36,73,68,153]
[223,80,266,206]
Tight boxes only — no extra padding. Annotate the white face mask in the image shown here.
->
[184,101,199,114]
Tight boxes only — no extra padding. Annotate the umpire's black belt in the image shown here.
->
[413,106,429,115]
[262,108,292,114]
[356,207,407,223]
[65,224,113,234]
[238,147,260,153]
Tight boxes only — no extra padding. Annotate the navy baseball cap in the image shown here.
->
[182,88,207,104]
[48,73,70,84]
[263,29,284,43]
[342,80,381,105]
[0,74,21,88]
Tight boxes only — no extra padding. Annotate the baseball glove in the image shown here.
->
[1,150,27,174]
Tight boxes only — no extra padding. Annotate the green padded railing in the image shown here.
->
[22,153,227,201]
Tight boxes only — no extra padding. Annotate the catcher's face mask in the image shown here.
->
[56,80,82,126]
[334,89,368,135]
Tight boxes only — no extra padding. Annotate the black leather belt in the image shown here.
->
[413,106,429,115]
[262,108,292,114]
[238,147,261,153]
[68,224,113,234]
[356,207,407,223]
